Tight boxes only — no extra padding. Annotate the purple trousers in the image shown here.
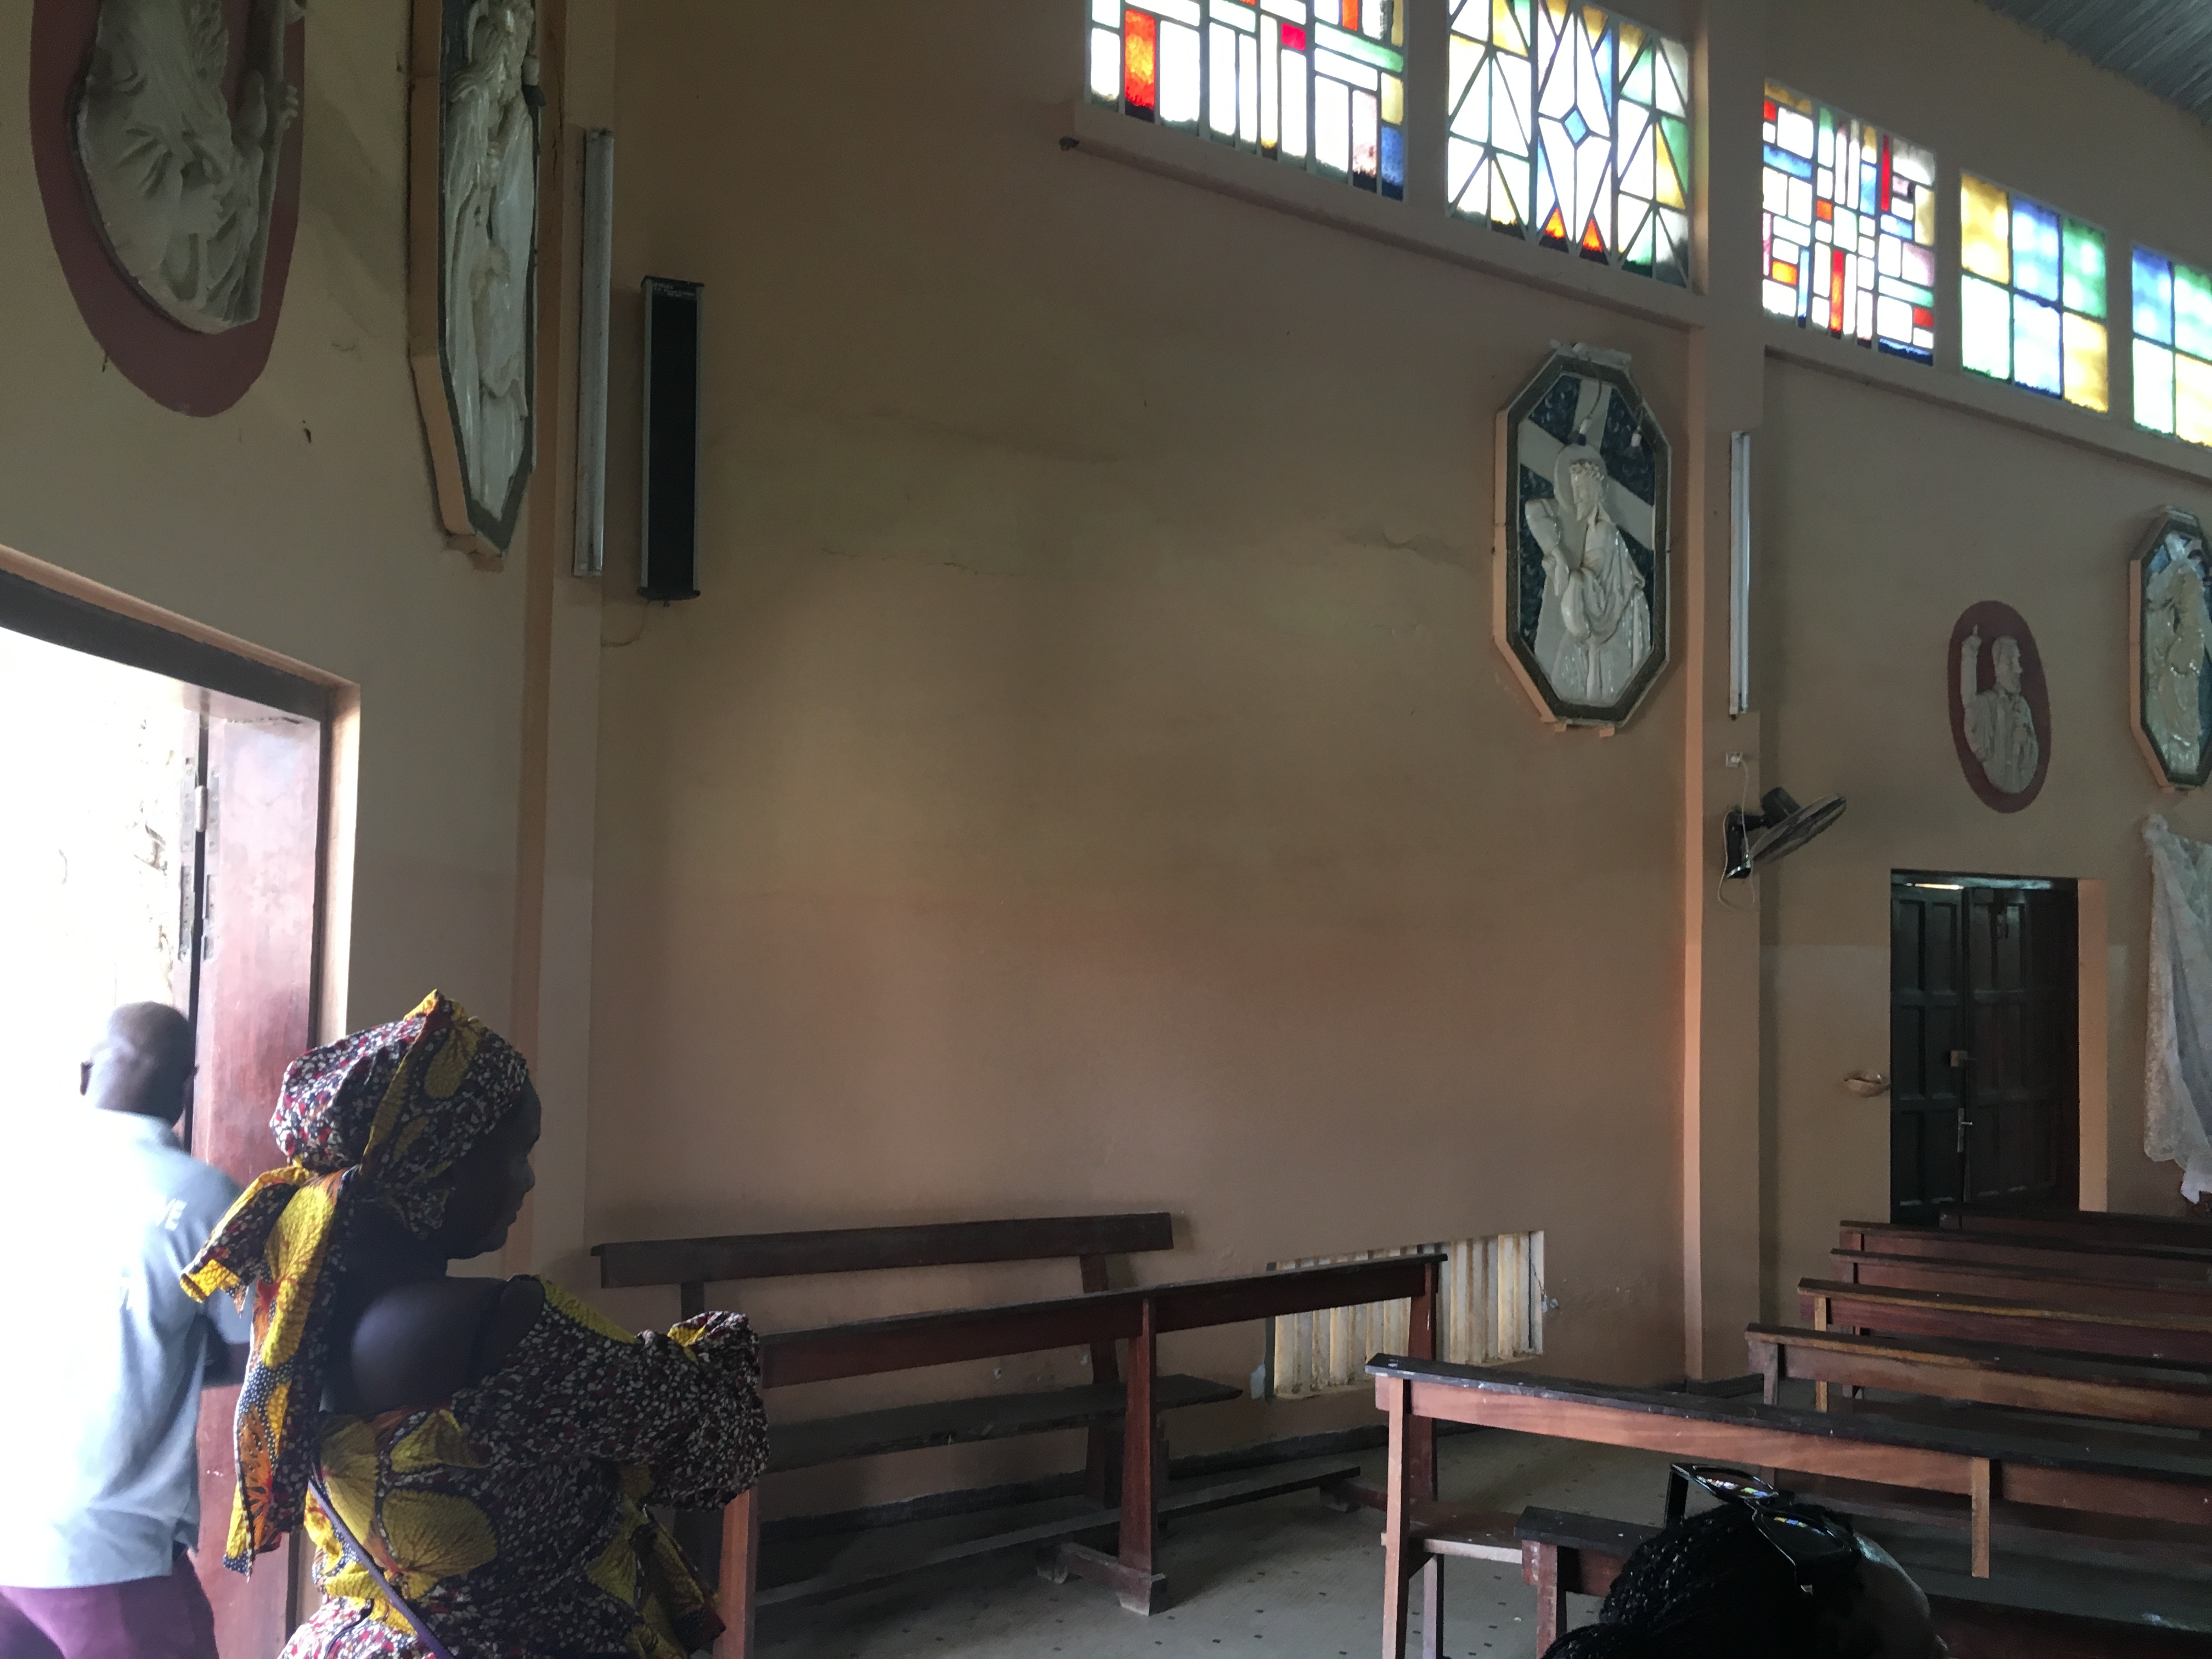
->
[0,1556,217,1659]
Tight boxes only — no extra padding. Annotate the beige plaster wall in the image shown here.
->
[588,0,1691,1507]
[1754,0,2212,1310]
[0,0,528,1041]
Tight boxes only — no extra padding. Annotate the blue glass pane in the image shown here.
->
[1380,123,1406,191]
[2012,294,2062,396]
[2010,199,2061,302]
[2135,248,2174,345]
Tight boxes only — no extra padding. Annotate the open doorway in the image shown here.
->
[1889,873,2080,1226]
[0,569,334,1656]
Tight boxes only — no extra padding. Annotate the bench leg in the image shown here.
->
[1419,1558,1443,1659]
[714,1488,760,1659]
[1528,1541,1567,1653]
[1380,1376,1415,1659]
[1057,1299,1166,1613]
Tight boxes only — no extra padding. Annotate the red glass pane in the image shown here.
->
[1815,200,1832,222]
[1343,0,1361,30]
[1581,217,1606,254]
[1283,22,1307,51]
[1763,99,1777,122]
[1829,248,1846,334]
[1541,206,1568,244]
[1878,135,1893,221]
[1913,306,1934,329]
[1125,10,1156,109]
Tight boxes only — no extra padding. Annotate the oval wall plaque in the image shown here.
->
[29,0,306,416]
[1946,600,2050,813]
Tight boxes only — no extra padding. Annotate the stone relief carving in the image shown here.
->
[411,0,538,555]
[1959,630,2040,795]
[2132,509,2212,792]
[71,0,301,334]
[1496,349,1669,729]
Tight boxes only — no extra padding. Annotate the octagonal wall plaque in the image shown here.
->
[2132,506,2212,793]
[1494,349,1671,731]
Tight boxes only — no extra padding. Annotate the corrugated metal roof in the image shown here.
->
[1975,1,2212,123]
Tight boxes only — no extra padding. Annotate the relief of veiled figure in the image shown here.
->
[413,0,539,555]
[1496,349,1671,730]
[2132,509,2212,792]
[71,0,302,335]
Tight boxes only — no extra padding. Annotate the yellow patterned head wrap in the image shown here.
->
[182,992,530,1572]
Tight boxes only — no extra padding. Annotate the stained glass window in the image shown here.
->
[1088,0,1407,199]
[1760,84,1936,361]
[1957,176,2107,413]
[2132,249,2212,447]
[1446,2,1691,286]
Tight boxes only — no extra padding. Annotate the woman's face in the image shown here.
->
[436,1084,541,1259]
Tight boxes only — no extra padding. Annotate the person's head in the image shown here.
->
[1992,635,2024,695]
[80,1002,195,1125]
[269,990,539,1261]
[1566,453,1607,518]
[1541,1499,1944,1659]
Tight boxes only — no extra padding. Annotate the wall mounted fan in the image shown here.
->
[1723,787,1846,881]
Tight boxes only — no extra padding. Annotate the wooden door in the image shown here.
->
[1891,878,2078,1224]
[188,698,325,1653]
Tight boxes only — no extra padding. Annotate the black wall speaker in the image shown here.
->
[640,276,703,601]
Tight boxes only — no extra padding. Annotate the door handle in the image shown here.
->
[1956,1109,1974,1154]
[1949,1050,1973,1068]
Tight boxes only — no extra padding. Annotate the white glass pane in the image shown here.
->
[2136,341,2176,435]
[1160,21,1203,123]
[2012,293,2062,396]
[1961,275,2010,380]
[1315,70,1351,173]
[1090,27,1121,100]
[1238,31,1260,141]
[1209,22,1239,134]
[1280,49,1309,159]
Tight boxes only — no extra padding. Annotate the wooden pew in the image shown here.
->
[1832,1249,2212,1321]
[1514,1506,2212,1656]
[1840,1221,2212,1284]
[594,1228,1443,1653]
[1367,1356,2212,1657]
[1801,1277,2212,1364]
[1746,1323,2212,1428]
[1943,1209,2212,1253]
[596,1214,1200,1595]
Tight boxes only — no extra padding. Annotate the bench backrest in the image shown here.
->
[593,1212,1176,1312]
[1833,1250,2212,1315]
[1839,1222,2212,1279]
[1799,1276,2212,1364]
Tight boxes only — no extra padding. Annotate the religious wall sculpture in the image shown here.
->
[411,0,540,557]
[1946,601,2050,813]
[1496,348,1671,730]
[2132,508,2212,792]
[29,0,306,413]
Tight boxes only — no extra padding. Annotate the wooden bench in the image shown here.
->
[1365,1352,2212,1653]
[1747,1323,2212,1427]
[1801,1277,2212,1365]
[1513,1505,2212,1656]
[597,1220,1444,1652]
[1942,1209,2212,1252]
[1832,1249,2212,1320]
[1841,1221,2212,1284]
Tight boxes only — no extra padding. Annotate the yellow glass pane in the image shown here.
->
[1961,174,2008,284]
[1449,32,1482,110]
[2179,353,2212,447]
[1583,6,1607,47]
[1765,81,1812,115]
[1494,0,1526,54]
[1655,129,1685,209]
[1381,72,1403,125]
[2062,313,2108,413]
[1619,20,1644,63]
[1914,185,1934,251]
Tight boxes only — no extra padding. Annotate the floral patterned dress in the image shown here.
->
[287,1278,768,1659]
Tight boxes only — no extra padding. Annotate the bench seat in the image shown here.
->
[766,1373,1241,1474]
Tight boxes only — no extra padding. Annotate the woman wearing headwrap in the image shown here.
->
[183,992,766,1658]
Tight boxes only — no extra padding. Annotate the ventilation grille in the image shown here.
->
[1265,1232,1545,1400]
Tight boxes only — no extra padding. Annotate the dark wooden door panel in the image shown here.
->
[1892,879,2076,1223]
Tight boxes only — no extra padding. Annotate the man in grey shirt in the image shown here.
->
[0,1005,250,1659]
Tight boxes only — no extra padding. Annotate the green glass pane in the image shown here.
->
[2062,218,2106,320]
[2180,264,2212,362]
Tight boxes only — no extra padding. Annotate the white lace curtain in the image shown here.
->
[2145,815,2212,1199]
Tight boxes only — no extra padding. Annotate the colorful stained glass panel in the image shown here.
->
[1447,0,1688,286]
[1958,174,2106,411]
[2134,249,2212,447]
[1088,0,1406,200]
[1760,83,1936,359]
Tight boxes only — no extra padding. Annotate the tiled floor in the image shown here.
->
[757,1432,1679,1659]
